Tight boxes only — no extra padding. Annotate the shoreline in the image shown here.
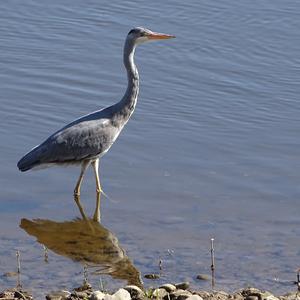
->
[1,282,299,300]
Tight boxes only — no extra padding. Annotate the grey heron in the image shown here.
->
[17,27,175,221]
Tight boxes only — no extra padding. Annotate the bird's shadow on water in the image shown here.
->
[19,217,143,288]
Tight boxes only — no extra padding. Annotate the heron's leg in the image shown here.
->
[74,160,90,196]
[74,195,88,220]
[91,158,102,222]
[93,192,101,223]
[73,161,90,220]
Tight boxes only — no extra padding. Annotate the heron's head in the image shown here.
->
[127,27,175,45]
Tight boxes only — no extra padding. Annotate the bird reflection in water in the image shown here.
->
[74,191,101,222]
[20,216,142,287]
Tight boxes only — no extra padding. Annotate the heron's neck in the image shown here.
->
[119,40,139,114]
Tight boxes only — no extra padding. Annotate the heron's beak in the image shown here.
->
[147,31,175,40]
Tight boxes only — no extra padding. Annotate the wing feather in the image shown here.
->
[18,105,123,171]
[40,118,119,163]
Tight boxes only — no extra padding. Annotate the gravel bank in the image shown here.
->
[1,283,299,300]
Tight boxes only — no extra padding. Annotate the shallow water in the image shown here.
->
[0,0,300,298]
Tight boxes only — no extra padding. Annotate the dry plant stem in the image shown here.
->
[83,265,88,286]
[16,250,21,289]
[99,276,105,292]
[159,259,162,271]
[210,238,215,289]
[43,245,48,263]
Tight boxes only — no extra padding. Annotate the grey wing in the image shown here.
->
[17,117,120,171]
[43,118,119,162]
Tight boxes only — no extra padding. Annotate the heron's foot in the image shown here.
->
[96,186,104,194]
[96,187,110,200]
[93,211,101,223]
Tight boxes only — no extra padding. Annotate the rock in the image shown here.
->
[112,289,131,300]
[241,288,263,299]
[75,283,93,292]
[0,289,16,299]
[144,273,160,279]
[0,288,32,300]
[0,289,32,300]
[175,282,190,290]
[212,291,229,300]
[153,288,168,299]
[89,289,131,300]
[0,288,33,300]
[124,285,144,298]
[191,291,210,299]
[246,296,259,300]
[196,274,210,281]
[160,284,177,293]
[281,292,300,300]
[262,292,279,300]
[90,291,106,300]
[15,289,33,300]
[72,291,89,298]
[2,272,18,277]
[186,296,203,300]
[231,293,244,300]
[169,289,192,300]
[241,288,261,296]
[241,288,279,300]
[46,290,71,300]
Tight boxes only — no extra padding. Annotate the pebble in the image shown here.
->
[89,289,131,300]
[244,289,285,300]
[186,296,203,300]
[196,274,210,281]
[160,284,177,292]
[241,288,280,300]
[212,291,229,300]
[175,282,190,290]
[281,292,300,300]
[0,290,14,299]
[241,288,262,298]
[112,289,131,300]
[75,283,93,292]
[153,288,168,299]
[0,283,297,300]
[90,291,106,300]
[231,293,244,300]
[124,285,144,298]
[2,272,18,277]
[169,289,192,300]
[144,273,160,279]
[191,291,211,299]
[72,291,89,298]
[263,292,279,300]
[0,288,33,300]
[46,290,71,300]
[246,296,259,300]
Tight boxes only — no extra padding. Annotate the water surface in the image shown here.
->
[0,0,299,298]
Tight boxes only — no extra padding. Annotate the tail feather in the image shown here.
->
[17,146,41,172]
